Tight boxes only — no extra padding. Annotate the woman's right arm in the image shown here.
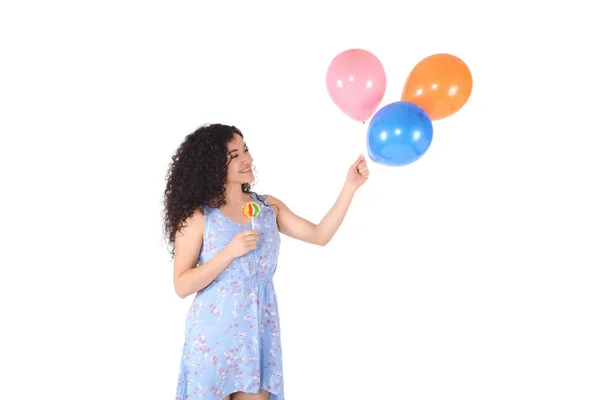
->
[173,209,236,298]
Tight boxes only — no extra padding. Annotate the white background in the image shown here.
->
[1,1,599,399]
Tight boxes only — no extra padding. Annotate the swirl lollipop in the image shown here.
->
[242,201,261,229]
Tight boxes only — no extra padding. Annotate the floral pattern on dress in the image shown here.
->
[175,193,284,400]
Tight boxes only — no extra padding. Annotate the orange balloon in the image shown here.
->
[401,53,472,120]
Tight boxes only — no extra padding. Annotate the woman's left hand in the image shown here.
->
[346,154,370,190]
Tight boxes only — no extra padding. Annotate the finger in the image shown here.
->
[352,154,365,167]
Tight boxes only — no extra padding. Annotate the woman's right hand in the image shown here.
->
[226,229,259,258]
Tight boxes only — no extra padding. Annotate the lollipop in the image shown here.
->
[242,201,261,229]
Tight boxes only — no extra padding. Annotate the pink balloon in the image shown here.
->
[326,49,387,122]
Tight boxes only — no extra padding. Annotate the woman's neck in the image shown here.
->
[224,184,250,205]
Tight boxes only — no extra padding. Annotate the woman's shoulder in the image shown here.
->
[253,192,275,204]
[253,192,280,215]
[177,207,206,235]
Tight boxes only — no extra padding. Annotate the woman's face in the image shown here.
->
[226,133,255,185]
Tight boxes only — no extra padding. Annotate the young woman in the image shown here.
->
[162,123,369,400]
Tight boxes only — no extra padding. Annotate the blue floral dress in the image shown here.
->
[175,193,284,399]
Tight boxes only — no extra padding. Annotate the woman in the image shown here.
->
[162,123,369,400]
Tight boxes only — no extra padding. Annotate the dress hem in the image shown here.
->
[177,386,281,400]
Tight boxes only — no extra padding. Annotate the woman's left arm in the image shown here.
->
[265,154,369,246]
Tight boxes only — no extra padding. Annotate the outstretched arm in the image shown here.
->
[265,154,369,246]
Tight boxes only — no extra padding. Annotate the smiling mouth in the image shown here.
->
[240,167,252,173]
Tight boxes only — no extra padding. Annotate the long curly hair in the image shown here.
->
[162,123,266,257]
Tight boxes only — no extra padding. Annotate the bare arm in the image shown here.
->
[173,209,236,298]
[264,154,369,246]
[266,182,356,246]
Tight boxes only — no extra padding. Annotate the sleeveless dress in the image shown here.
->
[175,193,285,400]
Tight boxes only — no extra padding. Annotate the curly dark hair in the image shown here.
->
[162,123,267,257]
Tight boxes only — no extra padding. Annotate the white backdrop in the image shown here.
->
[1,1,599,399]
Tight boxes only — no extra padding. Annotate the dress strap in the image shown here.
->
[251,192,268,205]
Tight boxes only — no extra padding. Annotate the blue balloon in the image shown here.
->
[366,101,433,166]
